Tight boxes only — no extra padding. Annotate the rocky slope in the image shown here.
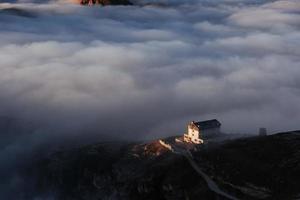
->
[194,131,300,199]
[79,0,132,6]
[33,131,300,200]
[35,140,214,199]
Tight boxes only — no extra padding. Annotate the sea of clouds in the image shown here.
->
[0,0,300,198]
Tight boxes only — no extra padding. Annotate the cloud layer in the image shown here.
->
[1,0,300,137]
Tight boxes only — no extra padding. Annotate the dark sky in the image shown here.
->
[0,0,300,197]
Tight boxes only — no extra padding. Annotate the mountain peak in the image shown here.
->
[79,0,132,6]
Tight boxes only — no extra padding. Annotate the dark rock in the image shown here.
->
[80,0,133,6]
[32,131,300,200]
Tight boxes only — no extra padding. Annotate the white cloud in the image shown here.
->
[229,1,300,32]
[0,0,300,137]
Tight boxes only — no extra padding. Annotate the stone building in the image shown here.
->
[259,128,267,136]
[184,119,221,144]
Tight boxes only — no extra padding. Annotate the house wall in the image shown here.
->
[202,128,220,137]
[186,125,202,144]
[188,126,199,138]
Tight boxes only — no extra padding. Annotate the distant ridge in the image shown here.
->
[79,0,132,6]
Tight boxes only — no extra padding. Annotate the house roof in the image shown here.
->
[194,119,221,130]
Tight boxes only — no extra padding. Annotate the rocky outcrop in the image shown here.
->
[33,131,300,200]
[80,0,132,6]
[35,141,214,200]
[194,131,300,199]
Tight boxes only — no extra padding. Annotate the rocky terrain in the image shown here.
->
[194,131,300,200]
[33,131,300,200]
[79,0,132,6]
[34,140,214,199]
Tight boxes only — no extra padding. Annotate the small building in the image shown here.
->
[184,119,221,144]
[259,128,267,136]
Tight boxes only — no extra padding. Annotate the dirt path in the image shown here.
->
[172,146,239,200]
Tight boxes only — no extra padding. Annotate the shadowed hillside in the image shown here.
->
[35,140,215,200]
[194,131,300,199]
[33,132,300,200]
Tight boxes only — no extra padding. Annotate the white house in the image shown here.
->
[184,119,221,144]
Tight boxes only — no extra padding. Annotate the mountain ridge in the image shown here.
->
[32,131,300,200]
